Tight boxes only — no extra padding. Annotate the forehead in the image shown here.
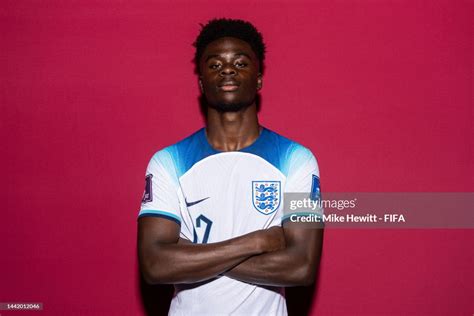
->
[201,37,257,61]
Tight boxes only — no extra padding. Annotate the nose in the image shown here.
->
[219,64,236,77]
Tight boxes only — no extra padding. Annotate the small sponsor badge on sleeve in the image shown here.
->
[142,174,153,203]
[310,174,321,202]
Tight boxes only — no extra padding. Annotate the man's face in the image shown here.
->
[199,37,262,112]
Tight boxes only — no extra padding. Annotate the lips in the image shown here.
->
[218,81,240,91]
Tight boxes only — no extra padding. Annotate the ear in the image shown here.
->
[198,78,204,93]
[257,73,263,91]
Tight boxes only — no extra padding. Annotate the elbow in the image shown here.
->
[291,260,317,286]
[141,263,160,285]
[140,259,171,285]
[293,268,315,286]
[299,267,316,286]
[142,270,159,285]
[291,248,322,286]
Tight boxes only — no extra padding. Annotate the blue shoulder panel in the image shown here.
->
[240,128,308,177]
[155,127,307,179]
[162,129,217,178]
[240,128,287,175]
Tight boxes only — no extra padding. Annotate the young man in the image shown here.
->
[137,18,323,315]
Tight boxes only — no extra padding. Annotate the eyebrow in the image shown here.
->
[205,52,252,62]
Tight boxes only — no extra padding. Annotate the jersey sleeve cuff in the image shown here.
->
[138,209,181,225]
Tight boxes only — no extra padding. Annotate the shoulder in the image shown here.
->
[262,128,317,175]
[147,128,213,178]
[263,127,313,154]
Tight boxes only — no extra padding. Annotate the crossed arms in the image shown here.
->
[137,217,323,287]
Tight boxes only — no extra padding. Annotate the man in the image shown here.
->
[137,18,323,316]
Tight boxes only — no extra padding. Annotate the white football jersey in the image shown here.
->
[139,127,320,316]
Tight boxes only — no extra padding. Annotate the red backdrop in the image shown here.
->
[1,1,472,315]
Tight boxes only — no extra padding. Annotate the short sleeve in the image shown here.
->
[285,145,320,193]
[282,145,322,223]
[138,150,181,225]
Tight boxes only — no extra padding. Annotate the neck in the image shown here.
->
[205,103,260,151]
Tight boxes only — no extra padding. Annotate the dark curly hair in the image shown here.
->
[193,18,266,74]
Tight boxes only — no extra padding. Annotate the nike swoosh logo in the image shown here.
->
[185,197,210,207]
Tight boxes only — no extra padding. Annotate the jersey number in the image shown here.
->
[193,214,213,244]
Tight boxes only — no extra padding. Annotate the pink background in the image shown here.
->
[1,1,473,315]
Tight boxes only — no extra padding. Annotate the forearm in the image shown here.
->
[225,227,324,287]
[140,232,263,284]
[225,247,315,287]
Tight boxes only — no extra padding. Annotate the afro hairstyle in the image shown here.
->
[193,18,266,74]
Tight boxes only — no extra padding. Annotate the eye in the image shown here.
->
[235,62,247,68]
[209,63,221,70]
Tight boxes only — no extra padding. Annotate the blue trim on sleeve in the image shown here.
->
[138,210,181,225]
